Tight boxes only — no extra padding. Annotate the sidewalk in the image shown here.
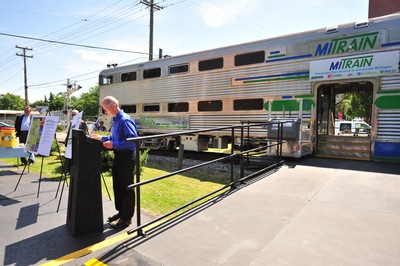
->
[1,157,400,265]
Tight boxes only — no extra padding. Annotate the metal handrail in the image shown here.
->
[125,121,284,235]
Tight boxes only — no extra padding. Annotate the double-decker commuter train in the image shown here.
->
[99,13,400,162]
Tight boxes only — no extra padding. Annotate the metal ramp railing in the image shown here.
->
[124,122,285,236]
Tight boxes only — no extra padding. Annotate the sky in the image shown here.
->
[0,0,369,104]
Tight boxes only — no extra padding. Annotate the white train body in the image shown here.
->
[99,14,400,161]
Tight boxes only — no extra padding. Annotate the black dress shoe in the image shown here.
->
[110,218,131,229]
[107,213,121,223]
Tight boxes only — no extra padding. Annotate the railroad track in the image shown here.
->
[147,149,279,169]
[148,149,231,162]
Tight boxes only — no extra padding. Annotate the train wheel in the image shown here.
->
[160,138,168,149]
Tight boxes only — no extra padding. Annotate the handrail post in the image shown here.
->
[135,140,143,235]
[279,122,283,160]
[240,125,245,181]
[230,127,235,189]
[246,122,250,167]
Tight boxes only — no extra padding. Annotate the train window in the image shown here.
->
[234,98,264,110]
[234,51,265,66]
[100,75,113,85]
[143,104,160,112]
[121,72,137,82]
[198,57,223,71]
[143,68,161,79]
[121,105,137,113]
[169,64,189,75]
[198,100,223,111]
[168,102,189,112]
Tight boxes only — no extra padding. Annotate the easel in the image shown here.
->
[14,112,65,198]
[14,152,34,191]
[56,158,112,212]
[56,117,111,212]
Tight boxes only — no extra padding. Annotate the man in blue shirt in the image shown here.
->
[92,96,137,229]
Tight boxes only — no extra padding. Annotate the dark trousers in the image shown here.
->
[112,150,135,220]
[18,131,29,163]
[18,131,28,144]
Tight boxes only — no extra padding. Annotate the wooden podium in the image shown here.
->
[66,129,104,236]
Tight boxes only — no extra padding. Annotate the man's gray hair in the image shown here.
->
[103,96,119,107]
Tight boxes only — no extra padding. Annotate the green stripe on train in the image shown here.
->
[264,99,315,112]
[375,95,400,109]
[243,74,309,84]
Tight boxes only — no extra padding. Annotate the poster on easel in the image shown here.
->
[65,111,83,159]
[25,116,59,156]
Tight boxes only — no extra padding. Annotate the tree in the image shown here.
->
[347,93,372,123]
[0,93,25,110]
[48,92,65,111]
[30,99,46,107]
[74,86,99,117]
[336,93,372,123]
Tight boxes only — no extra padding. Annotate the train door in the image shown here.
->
[314,80,374,160]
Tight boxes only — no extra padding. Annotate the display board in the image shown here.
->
[25,116,59,156]
[65,111,83,159]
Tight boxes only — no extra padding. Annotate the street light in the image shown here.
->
[107,63,118,68]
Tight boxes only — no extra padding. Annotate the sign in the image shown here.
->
[134,116,189,130]
[313,32,379,57]
[65,111,83,159]
[309,51,399,81]
[25,116,59,156]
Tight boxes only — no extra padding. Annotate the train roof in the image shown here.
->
[99,13,400,76]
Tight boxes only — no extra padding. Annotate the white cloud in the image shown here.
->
[74,49,118,63]
[0,88,8,95]
[199,0,257,27]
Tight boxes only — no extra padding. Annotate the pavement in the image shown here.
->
[1,156,400,266]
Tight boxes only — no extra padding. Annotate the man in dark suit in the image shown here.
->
[15,106,32,164]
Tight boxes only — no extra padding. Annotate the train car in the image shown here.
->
[99,13,400,162]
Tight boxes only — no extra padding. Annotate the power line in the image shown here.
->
[11,56,148,95]
[0,32,149,55]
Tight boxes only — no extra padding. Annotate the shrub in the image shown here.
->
[100,148,150,175]
[51,138,59,155]
[100,150,114,173]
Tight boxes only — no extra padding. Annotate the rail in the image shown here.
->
[125,121,285,235]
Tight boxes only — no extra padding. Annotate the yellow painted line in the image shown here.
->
[40,222,161,266]
[40,232,135,266]
[84,258,107,266]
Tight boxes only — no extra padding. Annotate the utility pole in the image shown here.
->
[140,0,164,61]
[64,79,82,126]
[16,46,33,106]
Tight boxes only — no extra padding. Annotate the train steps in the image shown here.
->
[316,135,371,161]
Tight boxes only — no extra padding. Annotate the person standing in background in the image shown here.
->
[64,109,89,146]
[97,121,107,131]
[15,106,32,164]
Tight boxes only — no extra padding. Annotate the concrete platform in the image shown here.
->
[1,157,399,265]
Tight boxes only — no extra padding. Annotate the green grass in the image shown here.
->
[1,152,227,218]
[139,167,227,216]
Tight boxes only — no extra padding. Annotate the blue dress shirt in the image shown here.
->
[101,110,137,151]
